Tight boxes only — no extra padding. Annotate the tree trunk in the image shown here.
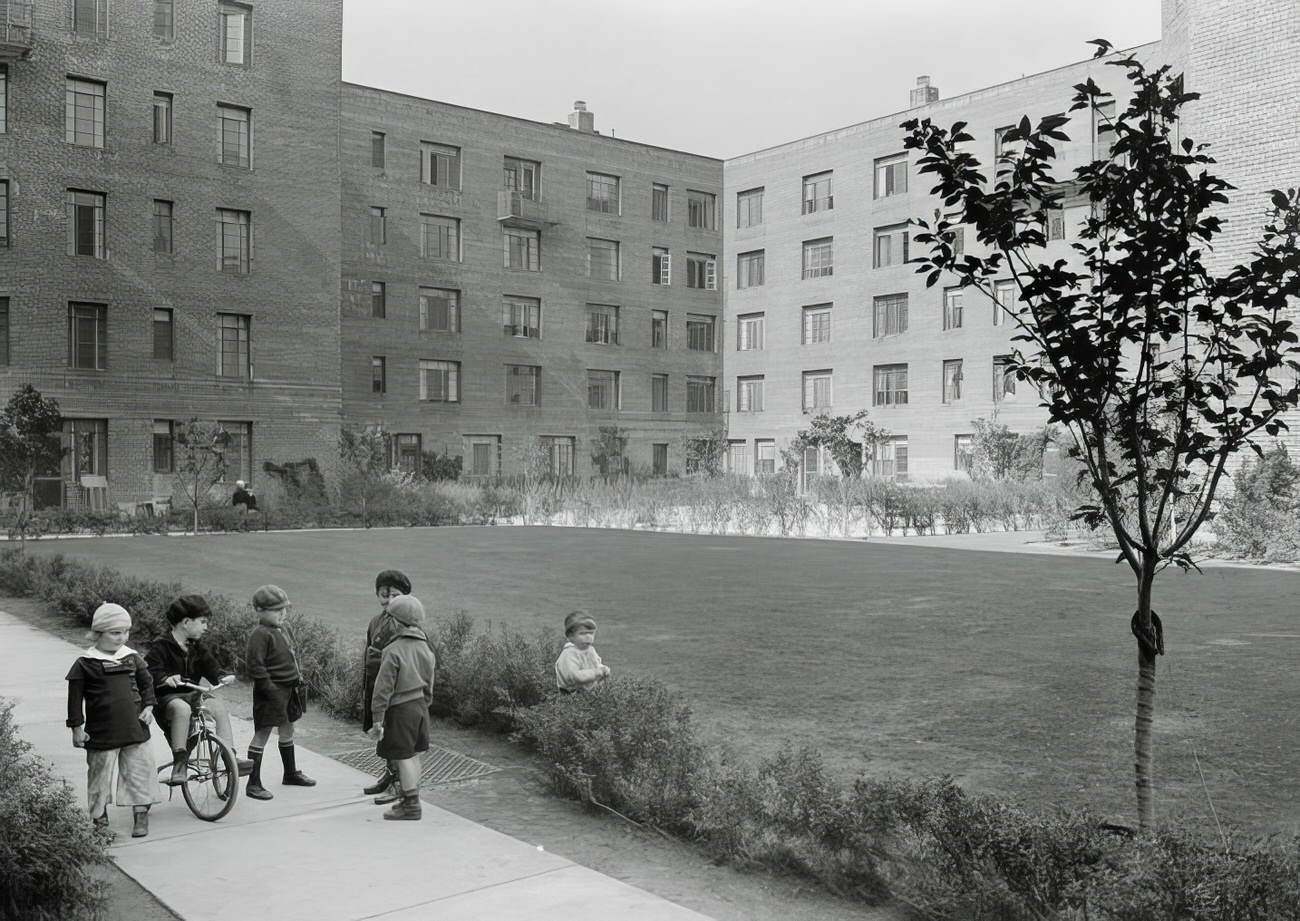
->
[1133,556,1161,831]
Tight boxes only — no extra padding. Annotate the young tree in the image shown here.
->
[790,410,888,479]
[0,385,64,543]
[590,425,628,478]
[903,42,1300,829]
[683,427,727,477]
[172,419,230,534]
[337,426,391,526]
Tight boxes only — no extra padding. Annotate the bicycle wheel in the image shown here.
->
[182,732,239,821]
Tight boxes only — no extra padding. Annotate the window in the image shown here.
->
[0,298,7,367]
[686,252,716,289]
[421,215,460,261]
[72,0,108,37]
[686,314,715,351]
[873,224,909,267]
[154,1,174,39]
[874,436,909,482]
[419,359,460,402]
[420,142,461,188]
[502,296,540,338]
[737,376,764,412]
[995,125,1024,179]
[0,180,9,246]
[67,419,108,481]
[369,207,386,245]
[803,305,831,344]
[652,247,671,285]
[728,441,750,476]
[540,436,575,477]
[586,238,619,280]
[803,370,832,412]
[943,287,963,330]
[152,420,174,473]
[153,200,173,254]
[217,420,252,482]
[217,208,251,273]
[651,310,668,349]
[502,227,541,272]
[393,434,421,474]
[218,3,251,65]
[152,308,173,361]
[874,154,908,199]
[370,132,385,168]
[873,363,909,406]
[68,303,106,370]
[993,355,1017,401]
[755,440,776,475]
[65,78,105,147]
[585,304,620,345]
[0,65,7,133]
[506,365,540,406]
[1047,211,1067,242]
[1093,99,1117,159]
[586,172,620,214]
[371,356,386,394]
[652,183,669,222]
[586,370,620,410]
[802,238,833,279]
[686,376,716,413]
[504,157,540,199]
[651,374,668,412]
[993,279,1016,325]
[652,443,668,476]
[370,282,386,319]
[955,434,975,473]
[687,190,716,229]
[874,293,909,337]
[153,93,172,144]
[467,436,500,477]
[736,313,764,351]
[737,187,763,227]
[217,104,250,168]
[737,250,765,289]
[943,359,964,403]
[802,172,833,214]
[420,287,460,333]
[217,313,250,379]
[946,217,966,256]
[67,190,105,258]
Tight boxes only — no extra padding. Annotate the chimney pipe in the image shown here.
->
[568,100,596,133]
[910,75,939,108]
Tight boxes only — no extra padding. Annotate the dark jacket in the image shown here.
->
[66,649,155,749]
[145,632,229,707]
[247,622,300,690]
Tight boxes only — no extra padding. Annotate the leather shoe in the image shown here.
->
[373,784,401,805]
[132,811,149,838]
[245,781,274,800]
[362,772,393,796]
[283,770,316,787]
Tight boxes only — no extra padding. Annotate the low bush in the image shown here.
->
[1213,445,1300,561]
[431,611,556,729]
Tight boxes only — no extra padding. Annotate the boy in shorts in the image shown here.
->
[244,584,316,800]
[368,595,436,821]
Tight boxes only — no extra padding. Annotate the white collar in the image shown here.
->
[81,644,140,662]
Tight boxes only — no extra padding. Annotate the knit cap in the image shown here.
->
[388,595,425,626]
[564,610,597,636]
[252,584,290,611]
[91,602,131,633]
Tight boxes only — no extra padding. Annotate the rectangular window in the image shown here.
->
[0,298,10,366]
[585,304,620,345]
[371,132,385,168]
[874,154,908,199]
[686,252,716,290]
[419,359,460,402]
[943,287,963,330]
[216,420,252,482]
[943,359,964,403]
[506,365,540,406]
[873,293,909,337]
[873,364,909,406]
[153,92,172,144]
[687,190,716,230]
[420,287,460,333]
[586,370,620,410]
[218,3,251,65]
[421,215,460,261]
[736,313,764,351]
[737,187,763,227]
[651,310,668,349]
[543,436,575,476]
[802,238,833,279]
[652,183,669,222]
[66,418,107,482]
[737,250,765,289]
[502,296,540,338]
[802,370,832,411]
[947,217,966,256]
[587,172,620,214]
[993,279,1015,325]
[68,303,106,370]
[504,227,540,271]
[802,172,833,214]
[652,443,668,476]
[153,199,173,254]
[217,313,250,379]
[686,376,716,413]
[369,207,386,245]
[152,420,174,473]
[72,0,108,37]
[152,308,173,361]
[467,437,500,477]
[1093,99,1117,159]
[154,1,174,39]
[955,434,974,473]
[652,246,671,285]
[586,238,619,280]
[803,304,831,344]
[651,374,668,412]
[371,356,386,394]
[370,281,386,319]
[504,157,540,199]
[217,104,250,168]
[217,208,251,273]
[994,355,1017,401]
[728,441,750,476]
[66,190,105,258]
[686,314,716,351]
[393,434,421,474]
[737,376,764,412]
[755,440,776,475]
[0,65,7,133]
[0,180,10,246]
[420,142,461,188]
[65,78,106,147]
[1047,211,1067,241]
[874,436,909,482]
[995,125,1024,178]
[873,224,909,268]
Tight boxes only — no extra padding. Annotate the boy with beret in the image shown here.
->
[244,584,315,801]
[554,610,611,693]
[368,595,436,821]
[361,569,411,802]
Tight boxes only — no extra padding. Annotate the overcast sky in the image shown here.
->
[342,0,1163,160]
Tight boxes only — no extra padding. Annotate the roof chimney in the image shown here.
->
[568,100,596,133]
[910,75,939,108]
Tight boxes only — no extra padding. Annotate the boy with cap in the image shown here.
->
[66,602,158,840]
[554,610,611,693]
[368,595,436,821]
[244,584,315,801]
[361,569,411,802]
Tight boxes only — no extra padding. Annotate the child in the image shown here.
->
[145,594,248,785]
[361,569,410,801]
[244,584,315,801]
[66,603,158,841]
[368,595,436,821]
[554,610,611,693]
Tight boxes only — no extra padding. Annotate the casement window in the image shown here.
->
[995,125,1024,178]
[153,1,174,39]
[585,304,620,345]
[67,419,108,480]
[504,227,540,271]
[736,313,764,351]
[737,187,763,227]
[153,421,174,473]
[728,441,750,476]
[802,370,832,412]
[586,370,620,410]
[755,440,776,475]
[217,104,251,168]
[65,78,105,147]
[873,224,909,268]
[686,314,715,351]
[586,172,620,214]
[652,183,669,222]
[502,297,540,339]
[686,376,716,413]
[504,157,540,199]
[873,364,909,406]
[687,190,716,229]
[737,376,765,412]
[955,434,975,473]
[420,142,461,188]
[218,3,252,65]
[0,298,8,366]
[68,303,107,370]
[874,293,909,337]
[587,237,619,280]
[153,93,172,144]
[993,355,1017,401]
[217,208,251,273]
[217,420,252,482]
[67,190,105,257]
[0,66,8,133]
[874,154,908,199]
[943,288,963,330]
[466,436,501,477]
[369,207,386,245]
[506,365,540,406]
[993,279,1016,325]
[802,172,833,214]
[652,443,668,476]
[72,0,108,37]
[419,359,460,402]
[420,287,460,333]
[1093,100,1118,159]
[803,305,831,344]
[153,200,173,254]
[651,374,668,412]
[874,436,909,482]
[685,252,716,290]
[802,238,833,279]
[217,313,250,379]
[652,247,671,285]
[370,132,385,168]
[371,356,386,394]
[651,310,668,349]
[152,308,173,361]
[393,434,421,474]
[943,359,964,403]
[947,218,965,256]
[421,215,460,261]
[370,282,386,319]
[543,436,575,476]
[737,250,765,289]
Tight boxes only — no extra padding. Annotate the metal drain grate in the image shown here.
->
[332,745,499,786]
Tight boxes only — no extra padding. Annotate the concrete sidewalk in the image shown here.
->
[0,611,715,921]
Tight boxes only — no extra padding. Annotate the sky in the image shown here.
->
[342,0,1163,160]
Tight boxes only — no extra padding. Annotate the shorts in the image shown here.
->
[154,690,201,735]
[376,699,429,761]
[252,684,297,730]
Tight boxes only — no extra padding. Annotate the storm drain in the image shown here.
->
[332,745,499,785]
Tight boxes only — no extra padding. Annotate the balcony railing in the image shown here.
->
[497,190,550,228]
[0,0,33,60]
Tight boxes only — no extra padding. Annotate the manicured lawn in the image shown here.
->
[21,526,1300,833]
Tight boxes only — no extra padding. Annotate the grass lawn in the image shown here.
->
[18,526,1300,835]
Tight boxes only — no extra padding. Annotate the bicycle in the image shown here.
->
[157,682,240,821]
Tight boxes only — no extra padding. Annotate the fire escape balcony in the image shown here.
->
[0,1,34,62]
[497,191,552,230]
